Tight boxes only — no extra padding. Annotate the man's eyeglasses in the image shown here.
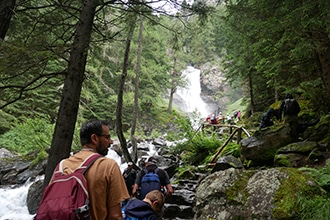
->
[97,134,111,140]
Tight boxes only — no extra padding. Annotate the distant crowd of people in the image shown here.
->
[204,110,242,126]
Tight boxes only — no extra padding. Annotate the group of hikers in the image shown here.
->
[203,110,242,128]
[35,119,173,220]
[258,94,320,139]
[259,94,300,130]
[122,156,174,219]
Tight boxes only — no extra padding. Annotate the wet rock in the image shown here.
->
[0,148,16,158]
[27,179,44,214]
[212,155,243,172]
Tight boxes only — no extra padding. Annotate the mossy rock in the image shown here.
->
[274,153,307,167]
[273,167,325,219]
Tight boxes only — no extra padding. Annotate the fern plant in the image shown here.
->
[0,116,54,160]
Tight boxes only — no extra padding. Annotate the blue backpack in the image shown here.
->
[139,168,161,200]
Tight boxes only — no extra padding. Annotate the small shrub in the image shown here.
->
[170,133,223,165]
[0,116,54,156]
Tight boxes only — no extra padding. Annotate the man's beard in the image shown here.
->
[97,144,109,156]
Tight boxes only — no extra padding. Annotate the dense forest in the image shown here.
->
[1,0,330,187]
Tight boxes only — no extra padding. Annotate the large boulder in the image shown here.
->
[240,125,294,165]
[194,167,324,220]
[274,141,326,167]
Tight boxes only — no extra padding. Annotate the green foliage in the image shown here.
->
[273,168,325,219]
[220,141,241,158]
[2,0,330,172]
[0,110,16,134]
[170,133,223,165]
[296,162,330,219]
[30,150,49,167]
[0,117,54,161]
[224,98,246,117]
[299,164,330,191]
[274,165,330,219]
[297,195,330,220]
[218,0,330,111]
[175,164,209,181]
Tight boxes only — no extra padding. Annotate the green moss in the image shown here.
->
[226,170,256,204]
[270,100,282,110]
[274,154,292,167]
[273,168,323,219]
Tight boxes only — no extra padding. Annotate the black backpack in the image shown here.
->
[283,99,300,116]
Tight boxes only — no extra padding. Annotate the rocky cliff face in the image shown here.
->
[199,62,231,114]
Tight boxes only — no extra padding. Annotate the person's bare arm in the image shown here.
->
[132,183,139,197]
[108,203,123,220]
[166,183,174,197]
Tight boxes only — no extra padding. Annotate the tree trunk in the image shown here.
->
[116,17,137,168]
[130,15,143,163]
[167,86,175,114]
[248,70,255,114]
[316,44,330,110]
[43,0,100,188]
[0,0,16,39]
[167,57,177,114]
[274,76,279,102]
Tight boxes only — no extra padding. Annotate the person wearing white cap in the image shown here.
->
[123,161,137,197]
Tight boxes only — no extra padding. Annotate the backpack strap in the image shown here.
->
[79,153,103,175]
[144,167,159,174]
[56,153,102,176]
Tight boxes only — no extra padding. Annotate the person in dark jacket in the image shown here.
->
[132,157,173,199]
[278,94,300,121]
[122,190,165,220]
[132,156,173,220]
[259,108,276,129]
[123,162,137,197]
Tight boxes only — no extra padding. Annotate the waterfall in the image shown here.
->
[1,179,41,219]
[173,66,209,124]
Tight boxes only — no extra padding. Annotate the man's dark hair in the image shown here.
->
[80,119,108,145]
[147,156,158,163]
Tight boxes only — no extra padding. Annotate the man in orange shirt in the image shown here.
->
[58,119,129,219]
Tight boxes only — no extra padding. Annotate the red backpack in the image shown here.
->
[35,153,102,220]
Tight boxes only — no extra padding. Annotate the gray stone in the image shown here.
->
[212,155,243,172]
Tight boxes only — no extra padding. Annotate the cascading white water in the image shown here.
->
[0,179,36,220]
[174,66,208,118]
